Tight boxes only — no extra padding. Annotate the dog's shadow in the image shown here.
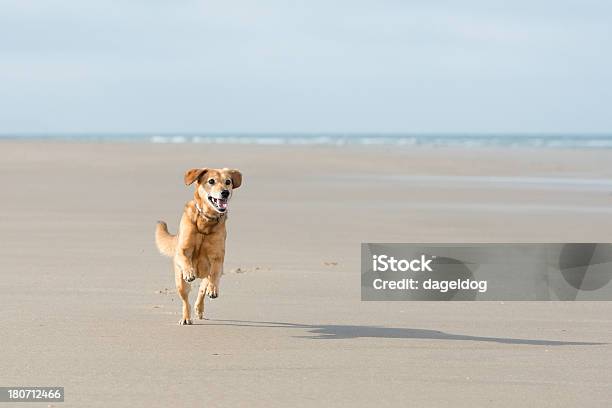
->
[202,319,603,346]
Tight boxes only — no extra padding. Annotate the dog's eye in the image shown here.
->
[208,179,215,185]
[225,179,231,186]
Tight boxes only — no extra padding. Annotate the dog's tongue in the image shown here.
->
[219,200,228,209]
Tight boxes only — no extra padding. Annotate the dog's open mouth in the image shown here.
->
[208,195,228,212]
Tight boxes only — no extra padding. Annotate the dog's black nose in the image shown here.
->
[221,190,230,198]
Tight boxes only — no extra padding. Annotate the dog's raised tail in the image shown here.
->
[155,221,177,257]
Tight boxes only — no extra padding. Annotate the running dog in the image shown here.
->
[155,167,242,325]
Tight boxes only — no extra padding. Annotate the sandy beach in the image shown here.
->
[1,141,611,407]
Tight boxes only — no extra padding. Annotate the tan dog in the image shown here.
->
[155,167,242,325]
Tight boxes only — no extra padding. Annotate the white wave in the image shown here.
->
[143,134,612,148]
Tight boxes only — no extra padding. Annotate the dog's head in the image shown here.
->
[184,167,242,214]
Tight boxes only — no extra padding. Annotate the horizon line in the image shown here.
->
[1,132,612,137]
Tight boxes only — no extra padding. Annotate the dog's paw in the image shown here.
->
[195,304,205,320]
[181,267,197,283]
[178,318,193,325]
[206,283,219,299]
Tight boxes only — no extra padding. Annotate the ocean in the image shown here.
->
[2,133,612,148]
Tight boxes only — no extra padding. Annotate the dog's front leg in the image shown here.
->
[194,277,209,319]
[175,216,198,283]
[176,249,196,283]
[206,256,224,299]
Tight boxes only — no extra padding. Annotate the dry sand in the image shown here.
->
[1,141,611,407]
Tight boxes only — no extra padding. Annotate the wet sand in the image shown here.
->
[1,141,611,407]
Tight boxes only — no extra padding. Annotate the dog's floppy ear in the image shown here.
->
[228,169,242,189]
[184,168,208,186]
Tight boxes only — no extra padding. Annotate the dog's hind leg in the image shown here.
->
[194,278,209,320]
[175,270,192,325]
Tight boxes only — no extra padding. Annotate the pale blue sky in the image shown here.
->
[1,0,610,133]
